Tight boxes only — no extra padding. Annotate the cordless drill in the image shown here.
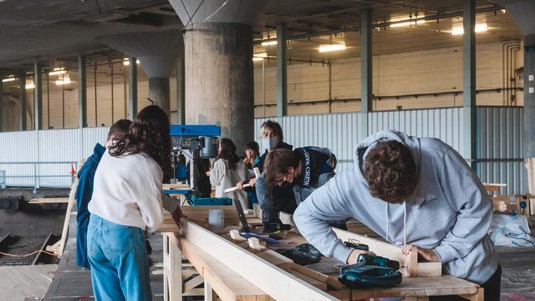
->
[356,253,400,270]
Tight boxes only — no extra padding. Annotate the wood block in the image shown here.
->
[248,237,264,250]
[229,230,246,241]
[417,262,443,277]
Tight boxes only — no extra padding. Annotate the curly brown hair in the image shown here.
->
[364,140,417,204]
[109,105,171,170]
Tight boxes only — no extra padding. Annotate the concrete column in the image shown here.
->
[276,23,288,117]
[34,62,43,130]
[19,73,26,131]
[462,0,477,167]
[170,0,266,150]
[360,8,373,140]
[149,77,170,113]
[99,31,183,117]
[492,0,535,191]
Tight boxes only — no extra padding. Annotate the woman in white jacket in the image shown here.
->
[209,138,250,209]
[87,105,184,301]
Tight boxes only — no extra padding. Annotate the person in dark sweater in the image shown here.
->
[260,147,346,230]
[240,120,294,226]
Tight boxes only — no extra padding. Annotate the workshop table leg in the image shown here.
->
[163,233,183,301]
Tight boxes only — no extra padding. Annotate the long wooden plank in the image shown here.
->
[56,158,85,257]
[180,220,339,301]
[29,197,69,204]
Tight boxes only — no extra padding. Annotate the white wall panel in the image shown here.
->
[0,127,108,187]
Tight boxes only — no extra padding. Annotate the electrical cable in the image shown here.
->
[199,0,229,24]
[0,249,58,258]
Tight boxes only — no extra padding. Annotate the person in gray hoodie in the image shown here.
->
[293,130,501,301]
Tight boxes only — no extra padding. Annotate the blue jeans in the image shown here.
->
[87,214,152,301]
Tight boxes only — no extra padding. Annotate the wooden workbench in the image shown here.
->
[159,207,483,301]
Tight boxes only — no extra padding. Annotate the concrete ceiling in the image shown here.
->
[0,0,522,74]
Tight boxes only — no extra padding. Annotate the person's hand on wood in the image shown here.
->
[171,206,187,229]
[402,244,439,262]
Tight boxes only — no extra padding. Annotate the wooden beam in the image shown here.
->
[163,233,183,301]
[55,158,85,257]
[29,197,69,204]
[180,235,270,301]
[180,220,340,300]
[331,227,439,277]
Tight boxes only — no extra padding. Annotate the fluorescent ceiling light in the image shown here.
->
[475,23,488,33]
[49,68,66,76]
[319,43,346,52]
[123,58,140,66]
[452,23,488,35]
[252,57,264,61]
[390,20,426,28]
[261,41,277,46]
[2,77,16,82]
[25,82,35,89]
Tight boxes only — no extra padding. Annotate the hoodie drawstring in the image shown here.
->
[403,202,407,247]
[385,201,408,247]
[385,203,389,241]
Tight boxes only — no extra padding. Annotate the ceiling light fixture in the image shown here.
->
[319,43,346,52]
[2,77,16,83]
[451,23,488,35]
[49,68,67,76]
[261,41,277,46]
[25,82,35,89]
[390,20,426,28]
[123,58,130,66]
[252,57,264,61]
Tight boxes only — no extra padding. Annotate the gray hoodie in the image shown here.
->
[294,130,499,284]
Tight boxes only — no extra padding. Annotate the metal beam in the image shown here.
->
[276,23,287,117]
[360,8,373,139]
[128,56,138,120]
[176,57,185,125]
[19,73,26,131]
[0,70,3,132]
[462,0,477,166]
[78,55,87,128]
[34,62,43,130]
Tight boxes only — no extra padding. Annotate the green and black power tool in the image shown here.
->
[338,242,402,289]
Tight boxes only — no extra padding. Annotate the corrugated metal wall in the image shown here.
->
[477,107,523,194]
[256,107,523,194]
[0,127,108,187]
[369,108,463,152]
[255,113,366,171]
[0,107,525,192]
